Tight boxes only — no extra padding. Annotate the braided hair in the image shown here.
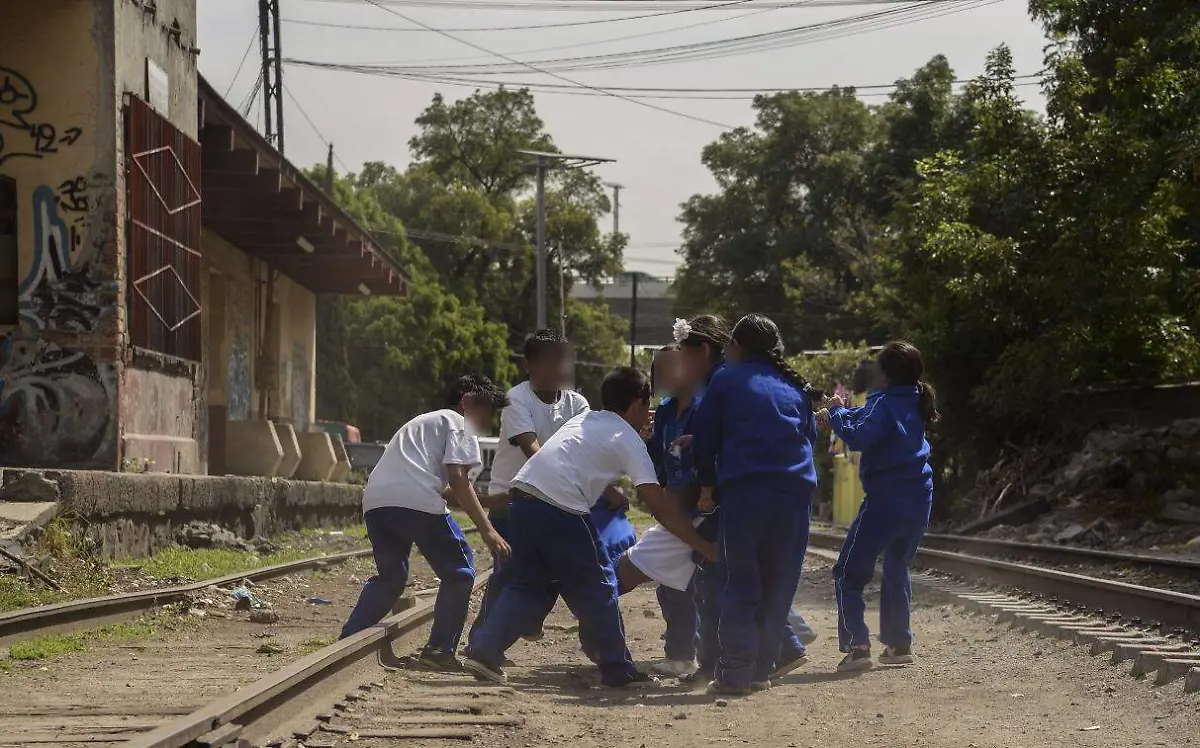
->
[730,314,825,406]
[679,314,732,359]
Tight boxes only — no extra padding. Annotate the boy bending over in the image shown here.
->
[339,375,512,671]
[462,367,717,688]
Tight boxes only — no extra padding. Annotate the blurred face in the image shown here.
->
[652,350,682,397]
[679,342,715,388]
[866,359,889,391]
[527,346,570,390]
[461,398,495,432]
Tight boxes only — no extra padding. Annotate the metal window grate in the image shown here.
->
[124,95,202,360]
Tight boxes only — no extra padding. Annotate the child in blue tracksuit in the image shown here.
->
[691,314,819,696]
[822,341,937,672]
[643,344,703,676]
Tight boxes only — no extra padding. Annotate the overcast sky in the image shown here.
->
[196,0,1049,275]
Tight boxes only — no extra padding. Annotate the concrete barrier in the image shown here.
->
[0,469,364,560]
[225,421,284,477]
[273,423,302,479]
[295,432,338,482]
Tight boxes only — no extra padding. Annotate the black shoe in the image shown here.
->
[878,645,914,665]
[603,670,659,689]
[461,653,507,684]
[413,646,462,672]
[836,648,873,673]
[707,680,753,697]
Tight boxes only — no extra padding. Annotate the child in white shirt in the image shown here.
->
[339,374,511,671]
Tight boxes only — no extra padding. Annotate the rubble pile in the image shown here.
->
[175,521,277,554]
[966,418,1200,550]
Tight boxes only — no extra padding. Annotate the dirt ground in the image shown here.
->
[448,553,1200,748]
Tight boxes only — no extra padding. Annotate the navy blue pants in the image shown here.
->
[469,511,559,643]
[466,494,637,686]
[657,581,699,661]
[695,511,806,676]
[340,507,474,653]
[834,481,932,651]
[716,480,812,687]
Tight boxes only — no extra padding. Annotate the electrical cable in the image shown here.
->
[225,29,261,98]
[354,0,740,128]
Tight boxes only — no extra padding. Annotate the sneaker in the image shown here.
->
[750,680,771,692]
[461,653,507,684]
[836,648,873,673]
[771,653,809,680]
[649,659,699,678]
[878,645,914,665]
[706,680,753,697]
[604,670,659,689]
[681,666,714,685]
[413,647,461,672]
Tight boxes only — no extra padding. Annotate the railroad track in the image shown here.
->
[808,530,1200,634]
[0,549,373,647]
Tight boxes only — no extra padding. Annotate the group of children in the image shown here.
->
[340,313,938,697]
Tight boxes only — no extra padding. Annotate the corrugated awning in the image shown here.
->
[196,76,407,296]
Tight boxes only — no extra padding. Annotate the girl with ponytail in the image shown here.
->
[689,313,819,696]
[819,340,936,673]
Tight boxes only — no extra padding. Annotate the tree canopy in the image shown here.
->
[313,89,630,439]
[675,5,1200,493]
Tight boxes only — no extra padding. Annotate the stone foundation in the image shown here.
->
[0,468,363,560]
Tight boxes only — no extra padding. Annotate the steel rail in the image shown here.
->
[918,532,1200,577]
[808,531,1200,632]
[126,571,492,748]
[0,548,372,645]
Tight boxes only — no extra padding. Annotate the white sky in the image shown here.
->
[196,0,1049,276]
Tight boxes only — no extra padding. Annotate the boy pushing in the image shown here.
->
[339,374,511,671]
[463,367,717,688]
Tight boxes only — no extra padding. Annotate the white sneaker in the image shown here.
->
[649,659,699,677]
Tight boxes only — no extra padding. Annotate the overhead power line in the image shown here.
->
[301,0,994,10]
[287,0,1003,76]
[284,0,758,32]
[354,0,739,129]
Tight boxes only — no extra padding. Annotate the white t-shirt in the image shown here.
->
[363,409,481,515]
[488,381,590,494]
[512,410,658,515]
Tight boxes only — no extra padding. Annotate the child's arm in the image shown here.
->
[447,466,511,559]
[828,397,889,452]
[602,484,629,509]
[636,483,717,562]
[646,405,668,485]
[690,373,726,491]
[502,400,542,459]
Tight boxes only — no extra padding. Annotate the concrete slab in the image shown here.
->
[0,501,58,551]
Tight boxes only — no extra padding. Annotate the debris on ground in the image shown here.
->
[175,521,278,554]
[231,586,267,610]
[0,473,61,503]
[952,418,1200,553]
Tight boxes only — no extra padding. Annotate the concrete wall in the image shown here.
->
[202,229,318,475]
[0,1,122,469]
[1,467,363,559]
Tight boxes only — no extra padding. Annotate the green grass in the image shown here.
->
[300,636,334,653]
[134,546,315,581]
[0,518,110,614]
[4,617,167,663]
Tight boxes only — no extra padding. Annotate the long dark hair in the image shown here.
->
[730,314,824,404]
[877,341,940,423]
[678,314,732,360]
[650,344,679,393]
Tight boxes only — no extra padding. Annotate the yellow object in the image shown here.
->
[830,392,867,528]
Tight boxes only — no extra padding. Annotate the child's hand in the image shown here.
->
[639,410,655,440]
[482,529,512,561]
[815,408,831,430]
[698,486,715,513]
[824,394,846,411]
[670,434,693,451]
[698,540,718,563]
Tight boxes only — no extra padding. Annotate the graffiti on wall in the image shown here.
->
[20,184,115,331]
[290,341,311,431]
[0,67,84,168]
[0,335,116,467]
[227,332,251,421]
[1,65,115,332]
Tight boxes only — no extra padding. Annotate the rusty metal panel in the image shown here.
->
[123,94,202,361]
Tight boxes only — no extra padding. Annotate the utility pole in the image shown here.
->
[258,0,285,152]
[325,143,334,195]
[605,182,637,367]
[519,150,615,331]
